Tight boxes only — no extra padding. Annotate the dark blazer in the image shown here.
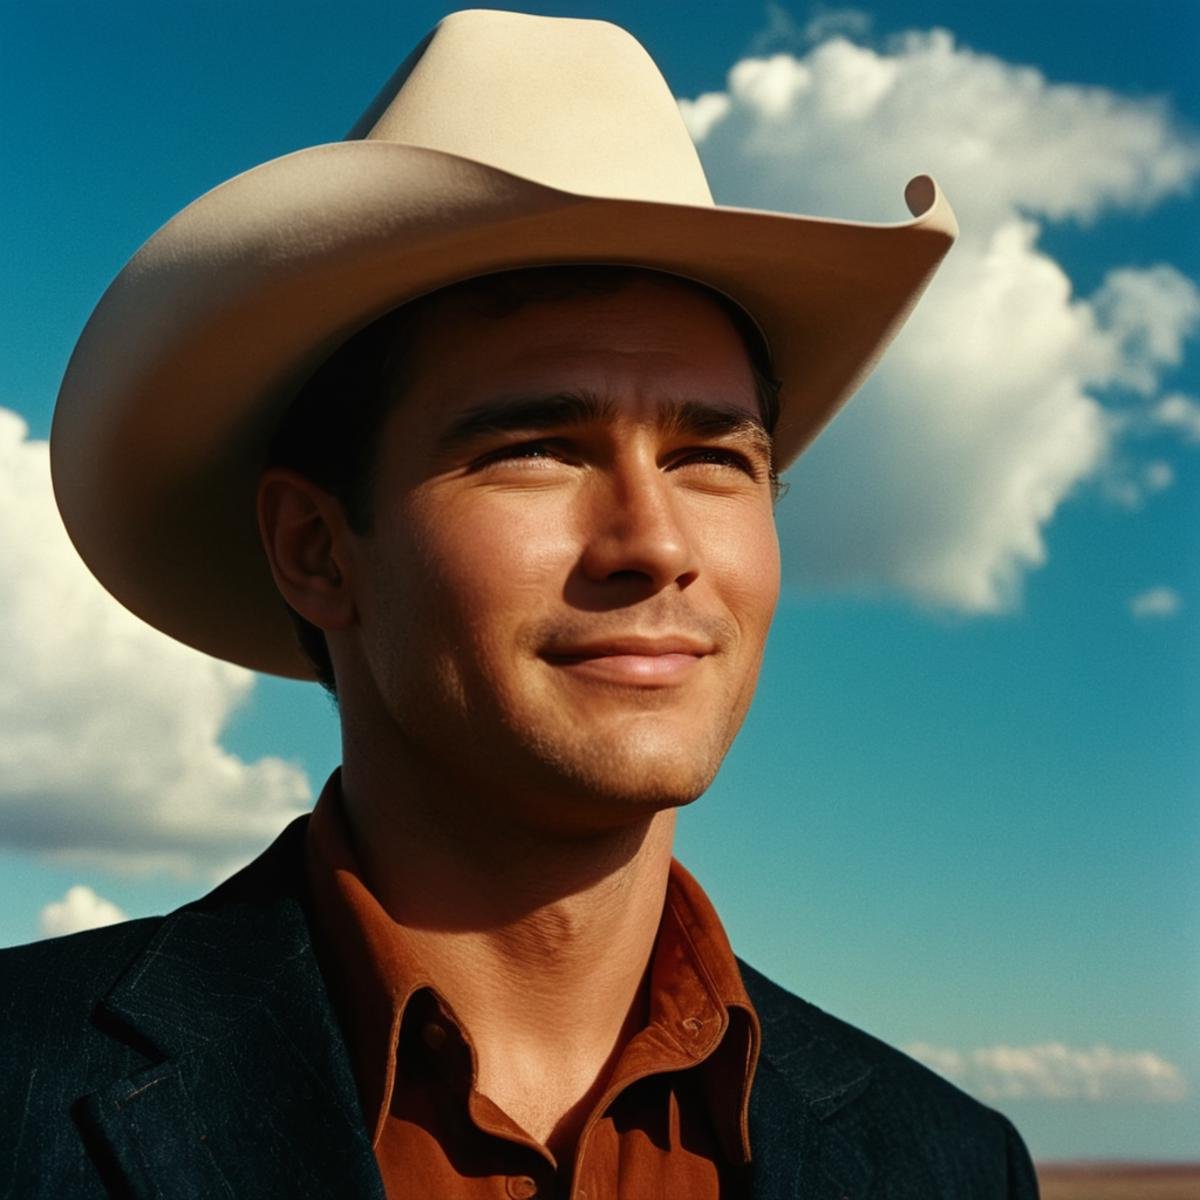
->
[1,818,1039,1198]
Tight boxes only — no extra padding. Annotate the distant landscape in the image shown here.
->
[1036,1163,1200,1199]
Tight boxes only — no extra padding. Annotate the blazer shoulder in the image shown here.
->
[741,957,994,1117]
[739,959,1040,1196]
[0,917,165,1060]
[1,916,164,1010]
[0,824,318,1199]
[0,815,312,1049]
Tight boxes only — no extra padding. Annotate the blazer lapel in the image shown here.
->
[79,819,385,1200]
[744,964,877,1200]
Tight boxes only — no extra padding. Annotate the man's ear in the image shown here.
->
[256,467,357,632]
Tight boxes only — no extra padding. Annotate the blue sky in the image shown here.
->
[2,0,1198,1163]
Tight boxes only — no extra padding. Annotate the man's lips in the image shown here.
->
[541,637,712,686]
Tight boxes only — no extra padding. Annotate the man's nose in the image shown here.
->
[578,461,699,592]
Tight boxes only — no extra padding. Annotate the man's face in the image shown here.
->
[340,277,781,835]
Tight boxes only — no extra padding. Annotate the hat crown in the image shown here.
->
[348,9,713,205]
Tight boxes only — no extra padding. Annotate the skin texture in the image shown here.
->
[257,275,781,1155]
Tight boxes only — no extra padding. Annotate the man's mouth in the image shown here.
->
[540,637,712,686]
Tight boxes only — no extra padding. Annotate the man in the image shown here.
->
[3,9,1038,1198]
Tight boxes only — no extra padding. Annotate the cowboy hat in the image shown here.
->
[50,8,957,679]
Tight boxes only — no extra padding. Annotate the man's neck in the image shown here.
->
[337,746,678,1155]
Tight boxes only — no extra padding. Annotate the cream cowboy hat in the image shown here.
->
[51,8,957,679]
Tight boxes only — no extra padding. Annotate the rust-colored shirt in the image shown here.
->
[304,772,760,1200]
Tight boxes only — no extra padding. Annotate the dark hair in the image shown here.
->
[266,265,782,696]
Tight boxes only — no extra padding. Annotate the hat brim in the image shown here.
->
[51,140,956,678]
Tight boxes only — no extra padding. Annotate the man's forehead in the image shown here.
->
[402,281,762,424]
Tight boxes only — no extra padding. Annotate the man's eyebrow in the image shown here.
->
[436,391,614,452]
[436,391,772,459]
[661,399,773,460]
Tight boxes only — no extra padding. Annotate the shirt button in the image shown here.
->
[681,1016,704,1035]
[506,1176,538,1199]
[420,1021,447,1051]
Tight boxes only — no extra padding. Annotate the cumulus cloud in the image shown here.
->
[1152,393,1200,443]
[1143,460,1176,493]
[745,3,872,57]
[38,885,127,938]
[1092,269,1200,394]
[681,31,1200,228]
[744,2,805,56]
[679,27,1200,612]
[1130,586,1183,618]
[802,7,872,48]
[0,410,311,876]
[1102,457,1176,509]
[906,1041,1189,1103]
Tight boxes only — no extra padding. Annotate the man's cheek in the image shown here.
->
[715,536,780,620]
[438,521,571,600]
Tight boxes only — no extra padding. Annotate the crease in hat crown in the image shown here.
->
[50,6,957,679]
[348,9,715,205]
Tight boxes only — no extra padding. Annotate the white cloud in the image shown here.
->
[743,2,804,56]
[906,1041,1189,1103]
[1144,460,1176,492]
[802,7,872,47]
[38,884,127,938]
[1152,393,1200,443]
[1099,456,1176,509]
[0,410,311,876]
[678,92,731,143]
[681,27,1200,612]
[1130,586,1183,618]
[683,30,1200,229]
[741,3,875,60]
[1091,270,1200,395]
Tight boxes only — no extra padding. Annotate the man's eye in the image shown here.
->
[472,440,568,469]
[673,447,760,478]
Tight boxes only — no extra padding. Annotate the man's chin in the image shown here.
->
[527,734,722,831]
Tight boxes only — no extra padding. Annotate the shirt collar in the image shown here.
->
[304,769,761,1161]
